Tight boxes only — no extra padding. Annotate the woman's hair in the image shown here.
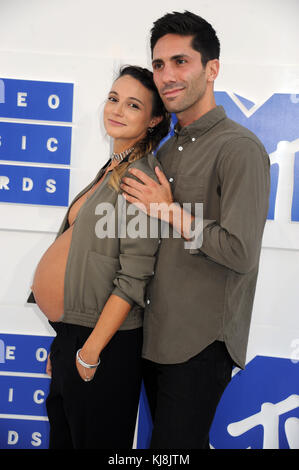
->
[150,10,220,67]
[108,65,171,192]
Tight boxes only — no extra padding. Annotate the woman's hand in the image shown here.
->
[46,354,52,377]
[75,347,100,382]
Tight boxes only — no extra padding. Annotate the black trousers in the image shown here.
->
[142,340,233,449]
[46,322,143,449]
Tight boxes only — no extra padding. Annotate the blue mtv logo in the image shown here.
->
[215,92,299,222]
[210,356,299,449]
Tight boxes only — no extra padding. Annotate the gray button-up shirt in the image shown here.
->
[142,106,270,369]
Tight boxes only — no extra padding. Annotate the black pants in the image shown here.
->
[142,340,233,449]
[46,322,143,449]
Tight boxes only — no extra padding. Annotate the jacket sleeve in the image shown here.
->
[190,137,270,274]
[111,156,162,307]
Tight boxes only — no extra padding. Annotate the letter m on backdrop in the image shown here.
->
[215,92,299,222]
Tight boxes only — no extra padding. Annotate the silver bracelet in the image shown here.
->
[76,349,101,369]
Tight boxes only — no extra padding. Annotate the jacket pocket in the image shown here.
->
[82,251,120,313]
[174,175,205,205]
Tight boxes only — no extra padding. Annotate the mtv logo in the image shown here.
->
[210,356,299,449]
[215,92,299,223]
[164,93,299,232]
[213,92,299,250]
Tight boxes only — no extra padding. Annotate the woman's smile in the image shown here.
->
[107,118,127,127]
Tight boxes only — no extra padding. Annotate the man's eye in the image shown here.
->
[177,59,186,65]
[153,63,163,70]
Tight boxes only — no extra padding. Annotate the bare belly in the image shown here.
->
[32,225,74,322]
[31,169,107,321]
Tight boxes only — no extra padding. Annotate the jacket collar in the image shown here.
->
[174,105,226,140]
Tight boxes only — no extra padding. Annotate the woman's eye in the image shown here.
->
[129,103,140,109]
[108,96,117,102]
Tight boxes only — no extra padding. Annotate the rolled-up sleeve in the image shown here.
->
[112,168,161,307]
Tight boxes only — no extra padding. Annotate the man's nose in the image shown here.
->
[161,64,176,85]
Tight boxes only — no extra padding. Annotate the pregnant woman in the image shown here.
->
[28,65,170,449]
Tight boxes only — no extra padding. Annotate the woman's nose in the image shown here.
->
[113,101,125,116]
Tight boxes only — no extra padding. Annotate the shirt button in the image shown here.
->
[178,146,183,151]
[146,299,150,305]
[192,137,196,142]
[169,177,174,183]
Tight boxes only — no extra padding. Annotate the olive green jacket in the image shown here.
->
[28,153,162,330]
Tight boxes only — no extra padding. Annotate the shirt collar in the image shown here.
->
[174,105,226,140]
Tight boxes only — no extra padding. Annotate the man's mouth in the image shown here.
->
[163,87,185,98]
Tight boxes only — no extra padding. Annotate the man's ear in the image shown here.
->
[206,59,220,83]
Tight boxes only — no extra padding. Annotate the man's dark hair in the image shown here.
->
[150,10,220,66]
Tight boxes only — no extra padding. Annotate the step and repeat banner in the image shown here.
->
[0,0,298,450]
[1,75,299,448]
[0,334,52,448]
[0,78,73,206]
[0,76,74,448]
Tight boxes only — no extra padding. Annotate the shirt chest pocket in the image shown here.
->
[173,175,205,205]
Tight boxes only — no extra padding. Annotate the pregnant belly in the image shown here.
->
[32,225,74,322]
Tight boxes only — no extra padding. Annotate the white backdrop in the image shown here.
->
[0,0,299,450]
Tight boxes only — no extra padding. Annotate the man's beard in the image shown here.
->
[163,88,205,115]
[161,74,206,115]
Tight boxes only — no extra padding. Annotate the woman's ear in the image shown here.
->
[149,115,163,129]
